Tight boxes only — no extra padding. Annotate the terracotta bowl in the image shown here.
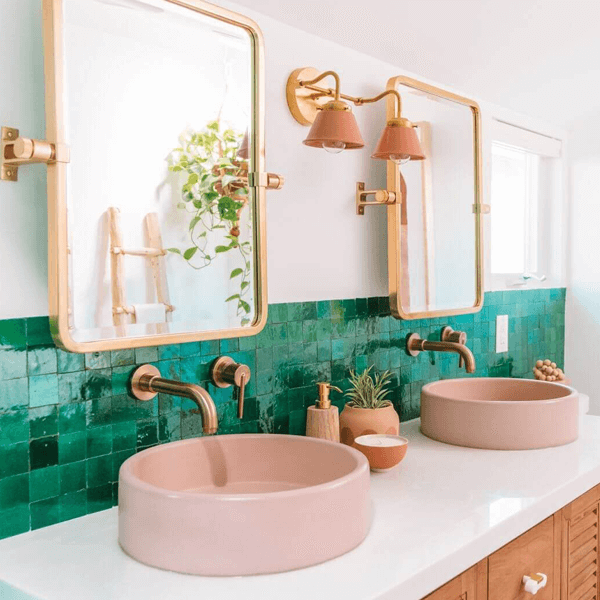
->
[354,434,409,472]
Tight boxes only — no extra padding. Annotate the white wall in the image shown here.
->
[0,0,47,318]
[0,0,566,320]
[565,117,600,412]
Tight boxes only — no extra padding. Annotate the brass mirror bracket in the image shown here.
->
[246,171,285,191]
[211,356,251,418]
[1,126,70,182]
[356,182,398,215]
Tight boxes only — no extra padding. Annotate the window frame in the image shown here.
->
[485,117,565,292]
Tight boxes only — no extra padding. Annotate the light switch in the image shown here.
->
[496,315,508,353]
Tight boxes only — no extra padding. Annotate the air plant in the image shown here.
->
[345,366,393,409]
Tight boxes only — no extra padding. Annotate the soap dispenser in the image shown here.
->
[306,382,342,442]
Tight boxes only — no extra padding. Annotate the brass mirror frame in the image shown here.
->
[385,76,484,320]
[43,0,267,352]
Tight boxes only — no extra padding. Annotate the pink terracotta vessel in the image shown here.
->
[421,378,579,450]
[339,403,400,447]
[118,434,370,576]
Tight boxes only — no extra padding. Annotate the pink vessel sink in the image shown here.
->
[118,434,370,576]
[421,378,579,450]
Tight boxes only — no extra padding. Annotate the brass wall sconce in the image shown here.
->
[287,67,425,162]
[1,126,70,182]
[286,67,424,214]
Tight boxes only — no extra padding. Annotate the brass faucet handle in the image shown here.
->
[441,327,467,368]
[238,373,247,419]
[441,326,467,345]
[211,356,252,419]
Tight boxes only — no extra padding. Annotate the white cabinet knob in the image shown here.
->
[522,573,547,595]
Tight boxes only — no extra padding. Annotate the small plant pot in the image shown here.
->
[339,403,400,447]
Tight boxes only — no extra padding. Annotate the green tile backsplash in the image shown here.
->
[0,288,566,539]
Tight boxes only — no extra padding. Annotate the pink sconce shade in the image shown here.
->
[371,119,425,163]
[303,101,365,153]
[237,130,249,160]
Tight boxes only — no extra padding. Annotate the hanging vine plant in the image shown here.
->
[166,121,252,325]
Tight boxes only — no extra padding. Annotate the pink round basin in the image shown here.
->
[118,434,370,576]
[421,378,579,450]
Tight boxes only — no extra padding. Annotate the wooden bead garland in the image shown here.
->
[532,358,565,382]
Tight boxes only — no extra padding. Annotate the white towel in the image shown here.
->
[132,303,166,324]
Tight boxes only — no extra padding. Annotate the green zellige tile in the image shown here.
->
[58,402,86,434]
[86,455,112,489]
[29,466,59,502]
[28,374,58,408]
[59,490,87,522]
[31,496,60,530]
[60,461,86,495]
[58,431,86,465]
[0,348,27,381]
[0,505,30,539]
[0,377,29,412]
[0,473,29,511]
[29,405,58,439]
[57,349,84,374]
[26,317,53,347]
[0,319,27,349]
[27,347,57,376]
[86,425,112,458]
[0,442,29,479]
[30,436,58,470]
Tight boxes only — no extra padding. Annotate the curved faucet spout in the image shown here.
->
[130,365,218,434]
[420,340,476,374]
[406,333,476,374]
[151,378,219,435]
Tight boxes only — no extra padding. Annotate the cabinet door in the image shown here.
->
[424,562,488,600]
[562,485,600,600]
[488,515,560,600]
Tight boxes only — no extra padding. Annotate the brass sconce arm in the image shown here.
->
[300,70,342,101]
[352,89,402,119]
[298,73,402,118]
[1,127,70,182]
[356,182,397,215]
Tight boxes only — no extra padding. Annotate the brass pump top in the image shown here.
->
[316,382,342,409]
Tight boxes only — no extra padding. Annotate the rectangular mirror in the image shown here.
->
[385,76,484,319]
[44,0,266,351]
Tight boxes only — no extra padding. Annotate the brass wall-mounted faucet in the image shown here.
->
[406,326,476,373]
[130,365,218,434]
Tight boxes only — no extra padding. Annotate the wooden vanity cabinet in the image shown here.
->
[561,486,600,600]
[423,562,487,600]
[423,484,600,600]
[488,516,560,600]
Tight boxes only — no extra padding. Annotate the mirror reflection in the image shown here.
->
[62,0,258,343]
[390,80,481,317]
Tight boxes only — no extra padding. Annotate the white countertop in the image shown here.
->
[3,416,600,600]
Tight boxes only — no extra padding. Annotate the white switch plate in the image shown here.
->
[496,315,509,353]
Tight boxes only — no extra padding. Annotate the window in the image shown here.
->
[488,120,563,289]
[491,143,539,275]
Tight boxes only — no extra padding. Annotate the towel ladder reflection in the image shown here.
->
[107,207,174,335]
